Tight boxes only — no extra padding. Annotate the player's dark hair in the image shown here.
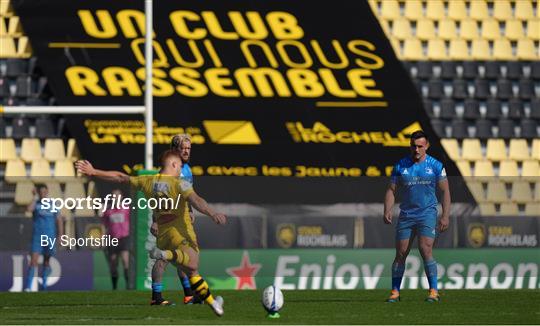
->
[35,183,47,191]
[410,130,428,142]
[160,149,181,166]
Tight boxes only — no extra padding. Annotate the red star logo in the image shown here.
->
[226,251,261,290]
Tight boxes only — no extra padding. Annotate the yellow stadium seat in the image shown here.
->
[368,0,378,14]
[462,139,484,161]
[404,0,423,20]
[448,0,467,20]
[379,19,391,36]
[46,182,63,199]
[499,203,519,216]
[486,139,507,161]
[7,16,22,37]
[457,160,472,177]
[30,159,52,182]
[54,159,76,181]
[5,159,26,183]
[481,19,501,40]
[511,181,533,203]
[17,36,32,58]
[493,0,513,21]
[471,39,491,60]
[416,19,436,40]
[535,182,540,201]
[514,1,534,20]
[402,38,424,60]
[499,159,519,181]
[508,139,530,161]
[64,182,86,199]
[20,138,42,162]
[449,39,470,60]
[0,17,7,37]
[381,0,401,19]
[0,36,17,57]
[516,39,538,60]
[479,203,496,215]
[14,181,34,206]
[505,20,525,41]
[524,203,540,216]
[44,139,66,162]
[469,1,490,20]
[87,180,98,198]
[392,18,412,40]
[427,39,447,60]
[522,160,540,180]
[0,0,15,16]
[532,139,540,160]
[526,20,540,40]
[426,0,445,20]
[390,38,402,57]
[438,19,458,40]
[441,139,460,160]
[459,19,479,40]
[493,39,514,60]
[474,160,495,180]
[0,138,17,162]
[486,181,508,203]
[66,138,81,161]
[467,181,485,202]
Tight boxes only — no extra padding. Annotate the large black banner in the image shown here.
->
[14,0,465,203]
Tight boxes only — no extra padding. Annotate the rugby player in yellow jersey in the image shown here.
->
[75,150,226,316]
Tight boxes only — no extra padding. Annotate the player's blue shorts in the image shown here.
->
[30,231,56,256]
[396,215,437,240]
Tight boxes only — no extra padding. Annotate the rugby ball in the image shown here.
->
[261,285,284,313]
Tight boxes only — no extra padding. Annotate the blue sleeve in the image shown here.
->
[435,161,447,182]
[390,164,400,184]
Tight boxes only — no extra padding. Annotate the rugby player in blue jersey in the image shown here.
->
[383,130,451,303]
[24,184,64,291]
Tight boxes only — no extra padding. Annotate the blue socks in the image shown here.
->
[424,259,438,290]
[25,266,36,290]
[42,266,51,290]
[391,262,405,291]
[152,282,163,301]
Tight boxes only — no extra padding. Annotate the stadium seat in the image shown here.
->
[0,17,6,36]
[498,119,516,138]
[440,99,456,119]
[499,203,519,216]
[505,20,525,41]
[508,98,524,119]
[44,139,66,161]
[532,139,540,160]
[0,36,16,57]
[520,119,538,138]
[17,36,32,58]
[15,75,31,98]
[452,79,468,99]
[462,139,483,161]
[368,0,378,14]
[514,1,534,20]
[0,138,17,162]
[5,159,26,183]
[486,181,508,203]
[7,16,22,37]
[438,19,458,40]
[456,159,472,177]
[473,79,489,99]
[441,138,460,160]
[0,77,9,98]
[417,61,433,79]
[459,19,479,41]
[464,99,481,119]
[526,20,540,41]
[508,139,530,161]
[389,37,401,56]
[485,99,502,119]
[471,39,491,60]
[64,182,86,199]
[427,79,444,99]
[499,159,519,181]
[46,182,63,199]
[392,19,412,40]
[516,39,538,61]
[430,119,446,137]
[20,138,42,162]
[0,118,5,137]
[423,99,434,117]
[524,203,540,216]
[476,119,494,139]
[11,116,30,139]
[449,39,469,60]
[505,62,523,80]
[535,182,540,201]
[416,19,436,41]
[380,0,400,19]
[35,116,56,138]
[493,39,514,60]
[403,39,424,60]
[511,181,533,203]
[447,0,467,20]
[425,0,445,20]
[427,39,447,60]
[469,1,490,20]
[531,61,540,80]
[404,0,423,20]
[87,180,98,198]
[467,181,485,202]
[493,0,513,21]
[531,99,540,119]
[496,79,513,99]
[451,119,469,138]
[441,61,458,79]
[6,58,28,77]
[479,203,496,215]
[30,159,52,182]
[54,159,76,181]
[522,160,540,181]
[14,181,34,206]
[66,138,81,161]
[481,19,501,41]
[486,139,507,161]
[474,160,496,180]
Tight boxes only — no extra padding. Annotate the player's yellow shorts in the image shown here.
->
[157,224,199,253]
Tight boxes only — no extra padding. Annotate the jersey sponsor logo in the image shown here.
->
[425,167,433,175]
[153,182,169,193]
[402,168,409,175]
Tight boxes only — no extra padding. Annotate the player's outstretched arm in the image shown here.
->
[187,192,227,225]
[437,179,451,232]
[75,160,130,183]
[383,183,396,224]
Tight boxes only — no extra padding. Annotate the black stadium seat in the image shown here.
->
[440,98,456,119]
[441,62,457,79]
[35,116,56,138]
[0,77,9,98]
[520,119,538,138]
[508,98,524,119]
[6,59,28,78]
[498,119,516,138]
[417,61,433,79]
[506,62,522,80]
[485,61,500,79]
[428,79,444,99]
[476,119,494,139]
[531,61,540,80]
[463,61,478,79]
[464,99,481,119]
[15,76,32,98]
[452,79,468,99]
[474,78,489,99]
[518,78,533,99]
[0,117,6,138]
[486,98,503,119]
[430,119,445,137]
[496,79,513,100]
[11,116,31,139]
[531,99,540,119]
[451,119,468,138]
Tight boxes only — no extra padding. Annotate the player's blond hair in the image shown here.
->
[171,134,191,150]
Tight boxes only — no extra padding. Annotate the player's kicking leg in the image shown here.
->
[419,234,439,302]
[177,267,201,304]
[151,246,224,316]
[150,259,174,305]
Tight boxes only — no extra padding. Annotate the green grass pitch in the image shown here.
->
[1,290,539,324]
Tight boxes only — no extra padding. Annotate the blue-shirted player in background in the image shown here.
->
[24,184,64,291]
[384,130,451,303]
